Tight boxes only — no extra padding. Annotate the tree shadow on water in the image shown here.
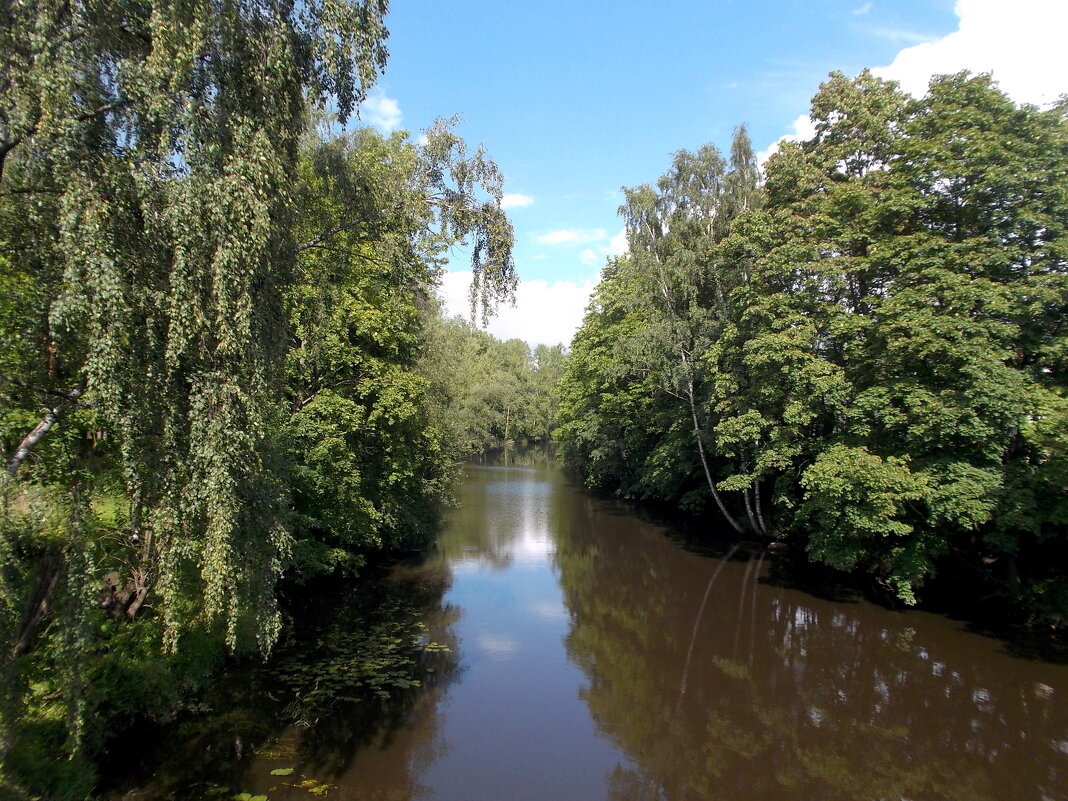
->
[100,566,461,801]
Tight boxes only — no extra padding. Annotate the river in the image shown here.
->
[116,456,1068,800]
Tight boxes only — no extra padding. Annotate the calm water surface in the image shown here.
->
[166,459,1068,800]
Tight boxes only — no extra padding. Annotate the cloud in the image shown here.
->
[760,1,1068,165]
[502,193,534,209]
[866,26,937,46]
[606,227,628,257]
[757,113,817,165]
[527,600,569,621]
[360,88,402,132]
[576,227,629,267]
[476,633,520,660]
[438,269,596,347]
[853,2,873,14]
[535,228,607,246]
[874,0,1068,106]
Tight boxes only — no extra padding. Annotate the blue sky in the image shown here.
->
[358,0,1067,346]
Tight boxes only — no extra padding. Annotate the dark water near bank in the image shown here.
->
[119,458,1068,801]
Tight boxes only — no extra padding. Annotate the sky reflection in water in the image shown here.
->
[255,460,1068,801]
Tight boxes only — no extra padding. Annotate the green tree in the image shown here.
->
[557,257,664,495]
[561,70,1068,621]
[530,343,567,443]
[284,121,517,579]
[0,2,518,792]
[609,127,764,527]
[723,71,1068,608]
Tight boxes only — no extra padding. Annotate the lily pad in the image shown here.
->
[270,768,295,776]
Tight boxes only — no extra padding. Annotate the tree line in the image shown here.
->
[558,70,1068,625]
[429,318,565,452]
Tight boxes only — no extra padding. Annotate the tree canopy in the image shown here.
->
[559,70,1068,621]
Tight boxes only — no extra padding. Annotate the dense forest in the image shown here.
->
[0,3,566,797]
[558,70,1068,625]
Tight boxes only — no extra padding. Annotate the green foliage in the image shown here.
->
[0,3,518,795]
[560,71,1068,621]
[560,126,765,529]
[800,446,925,585]
[557,257,662,494]
[423,317,565,453]
[283,123,518,576]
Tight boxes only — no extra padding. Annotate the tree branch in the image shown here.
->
[5,384,86,476]
[293,219,364,253]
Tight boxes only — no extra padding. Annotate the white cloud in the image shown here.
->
[533,226,626,259]
[867,26,937,46]
[476,633,520,660]
[757,113,817,165]
[535,228,607,246]
[606,227,628,257]
[760,1,1068,165]
[853,2,873,14]
[502,193,534,209]
[527,600,569,621]
[574,228,629,267]
[874,0,1068,106]
[360,89,402,132]
[438,269,596,348]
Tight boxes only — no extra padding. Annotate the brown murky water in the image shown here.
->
[134,458,1068,800]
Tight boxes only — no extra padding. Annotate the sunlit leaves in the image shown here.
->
[561,71,1068,618]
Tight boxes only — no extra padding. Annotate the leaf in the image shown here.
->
[269,768,295,776]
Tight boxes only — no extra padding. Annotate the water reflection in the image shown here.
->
[555,493,1068,801]
[113,458,1068,801]
[105,570,462,801]
[410,459,1068,800]
[435,466,556,572]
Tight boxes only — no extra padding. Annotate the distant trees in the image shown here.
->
[558,71,1068,623]
[426,317,566,452]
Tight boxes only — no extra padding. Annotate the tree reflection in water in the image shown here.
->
[107,458,1068,801]
[555,494,1068,801]
[104,564,461,801]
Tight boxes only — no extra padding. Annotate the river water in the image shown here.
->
[121,457,1068,800]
